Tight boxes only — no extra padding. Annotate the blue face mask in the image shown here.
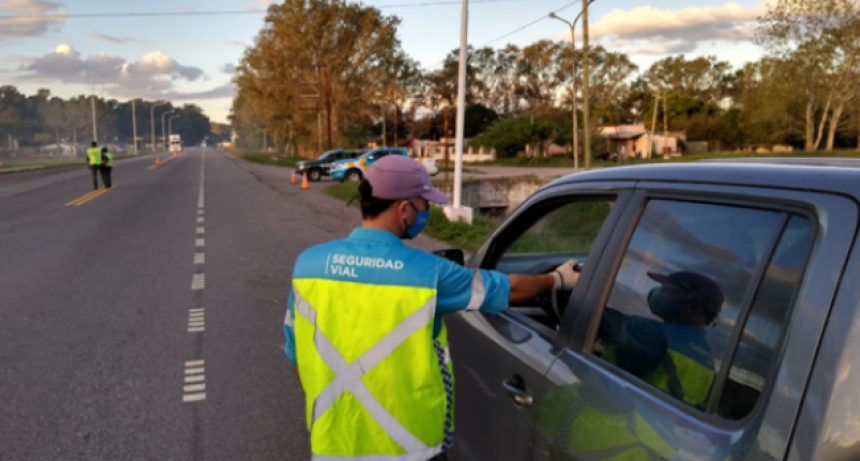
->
[406,207,429,239]
[647,286,685,320]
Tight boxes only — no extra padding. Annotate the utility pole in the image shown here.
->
[168,115,179,142]
[649,93,660,158]
[161,109,175,150]
[444,0,473,224]
[151,102,165,152]
[663,92,669,154]
[131,99,138,155]
[580,0,591,169]
[550,4,592,172]
[90,70,100,143]
[410,106,416,157]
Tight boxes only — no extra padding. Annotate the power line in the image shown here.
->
[0,0,523,20]
[422,0,581,71]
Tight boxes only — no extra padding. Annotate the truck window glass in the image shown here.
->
[591,200,784,410]
[717,215,813,420]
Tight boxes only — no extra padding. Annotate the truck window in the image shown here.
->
[590,199,785,411]
[716,215,813,420]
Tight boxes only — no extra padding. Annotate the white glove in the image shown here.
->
[552,260,580,290]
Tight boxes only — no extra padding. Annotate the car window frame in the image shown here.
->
[474,181,636,343]
[569,187,822,428]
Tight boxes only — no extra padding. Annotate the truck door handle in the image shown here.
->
[503,376,534,407]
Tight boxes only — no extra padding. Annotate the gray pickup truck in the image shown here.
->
[443,159,860,461]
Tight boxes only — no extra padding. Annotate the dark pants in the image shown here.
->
[100,166,112,188]
[89,166,100,189]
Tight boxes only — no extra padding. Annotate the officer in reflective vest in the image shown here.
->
[598,271,724,407]
[86,141,103,190]
[100,147,113,189]
[284,155,580,461]
[534,368,675,461]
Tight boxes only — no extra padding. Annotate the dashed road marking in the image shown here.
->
[183,361,206,403]
[197,217,204,224]
[196,227,204,234]
[195,238,205,247]
[191,274,205,290]
[194,253,205,264]
[197,209,204,215]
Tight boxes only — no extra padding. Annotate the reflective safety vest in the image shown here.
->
[103,152,113,167]
[535,385,675,461]
[604,323,715,407]
[292,244,450,460]
[87,147,102,166]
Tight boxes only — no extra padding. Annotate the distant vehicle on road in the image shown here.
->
[331,148,438,182]
[169,134,182,153]
[439,158,860,461]
[294,148,363,182]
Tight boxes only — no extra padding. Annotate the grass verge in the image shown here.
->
[233,150,304,168]
[323,181,498,251]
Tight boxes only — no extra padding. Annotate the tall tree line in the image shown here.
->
[231,0,860,155]
[0,86,214,152]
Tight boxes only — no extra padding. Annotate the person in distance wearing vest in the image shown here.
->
[100,147,113,189]
[85,141,103,190]
[284,155,580,461]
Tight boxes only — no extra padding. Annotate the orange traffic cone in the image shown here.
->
[155,157,161,165]
[301,172,309,190]
[291,170,298,184]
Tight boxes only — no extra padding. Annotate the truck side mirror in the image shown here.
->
[434,249,465,266]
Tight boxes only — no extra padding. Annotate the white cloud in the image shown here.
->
[583,2,764,54]
[220,63,237,75]
[224,40,246,47]
[19,44,205,93]
[0,0,67,42]
[634,41,699,55]
[158,83,237,100]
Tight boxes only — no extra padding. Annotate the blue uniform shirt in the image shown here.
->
[283,227,511,365]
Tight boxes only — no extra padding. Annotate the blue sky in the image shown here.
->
[1,0,766,123]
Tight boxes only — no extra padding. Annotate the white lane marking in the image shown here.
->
[197,209,204,215]
[185,375,205,383]
[185,367,204,375]
[189,308,204,313]
[184,383,206,393]
[183,393,206,403]
[189,312,204,318]
[189,322,205,328]
[191,273,205,290]
[185,359,205,367]
[188,327,205,332]
[196,227,205,234]
[194,253,205,264]
[195,238,205,247]
[197,217,204,224]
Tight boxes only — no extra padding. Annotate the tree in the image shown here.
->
[757,0,860,150]
[233,0,411,154]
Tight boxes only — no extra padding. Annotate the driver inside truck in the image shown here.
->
[595,271,724,407]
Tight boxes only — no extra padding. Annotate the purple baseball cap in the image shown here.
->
[365,155,449,204]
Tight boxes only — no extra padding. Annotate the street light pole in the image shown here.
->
[151,102,166,152]
[168,115,179,140]
[161,109,175,150]
[550,8,589,173]
[581,0,591,169]
[90,70,101,143]
[449,0,471,223]
[131,99,138,155]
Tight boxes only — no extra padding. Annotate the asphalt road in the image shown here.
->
[0,148,448,460]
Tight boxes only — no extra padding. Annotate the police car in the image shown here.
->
[331,148,438,182]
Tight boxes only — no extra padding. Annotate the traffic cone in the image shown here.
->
[291,170,297,184]
[301,172,309,190]
[155,157,161,165]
